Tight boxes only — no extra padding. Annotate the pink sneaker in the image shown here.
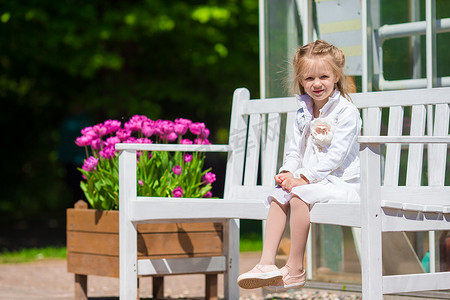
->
[264,266,306,292]
[237,264,282,289]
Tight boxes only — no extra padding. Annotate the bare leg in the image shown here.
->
[259,200,290,265]
[285,195,310,276]
[237,200,287,289]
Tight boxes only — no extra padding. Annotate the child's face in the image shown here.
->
[300,57,339,104]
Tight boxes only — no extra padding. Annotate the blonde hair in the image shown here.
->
[292,40,355,100]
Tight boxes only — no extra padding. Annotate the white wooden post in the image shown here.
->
[360,143,383,299]
[259,0,266,100]
[426,0,437,89]
[426,0,437,274]
[223,219,240,300]
[362,0,373,92]
[223,88,249,199]
[222,88,249,299]
[119,149,138,300]
[299,0,313,44]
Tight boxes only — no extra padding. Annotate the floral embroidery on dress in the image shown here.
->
[296,108,307,133]
[310,117,336,147]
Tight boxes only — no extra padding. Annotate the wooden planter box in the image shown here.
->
[67,201,223,299]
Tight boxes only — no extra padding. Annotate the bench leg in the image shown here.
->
[74,274,88,300]
[152,276,164,299]
[223,219,240,299]
[119,149,139,299]
[205,274,218,300]
[360,144,383,299]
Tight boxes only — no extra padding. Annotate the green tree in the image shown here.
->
[0,0,259,223]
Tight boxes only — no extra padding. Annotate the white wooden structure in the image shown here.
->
[259,0,450,95]
[117,87,450,299]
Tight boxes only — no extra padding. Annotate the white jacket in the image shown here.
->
[279,90,361,184]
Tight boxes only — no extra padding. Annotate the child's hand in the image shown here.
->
[274,171,293,185]
[280,177,309,192]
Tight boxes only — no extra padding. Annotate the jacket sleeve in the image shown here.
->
[279,111,304,174]
[301,105,361,183]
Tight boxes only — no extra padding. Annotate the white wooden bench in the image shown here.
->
[116,87,450,299]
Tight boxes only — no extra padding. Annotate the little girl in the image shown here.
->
[237,40,361,292]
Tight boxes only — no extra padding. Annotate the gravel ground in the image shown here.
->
[0,252,433,300]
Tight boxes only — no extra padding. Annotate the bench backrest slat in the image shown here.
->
[244,113,262,185]
[428,104,449,186]
[363,107,382,136]
[261,113,282,186]
[406,105,427,186]
[384,106,404,186]
[283,111,297,162]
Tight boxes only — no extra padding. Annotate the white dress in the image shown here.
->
[265,91,361,208]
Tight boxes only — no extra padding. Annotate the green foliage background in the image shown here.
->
[0,0,259,224]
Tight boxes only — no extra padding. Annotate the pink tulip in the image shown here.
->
[173,187,183,198]
[189,122,206,135]
[106,136,121,147]
[125,115,147,132]
[199,128,210,139]
[174,123,188,136]
[160,120,174,134]
[175,118,192,127]
[81,126,96,138]
[125,137,137,143]
[184,154,193,163]
[202,172,216,184]
[166,132,178,142]
[180,139,193,144]
[137,138,152,144]
[152,120,163,136]
[103,120,121,134]
[75,135,91,147]
[93,124,107,136]
[99,146,116,159]
[82,156,98,172]
[91,138,104,150]
[172,165,182,175]
[116,128,132,141]
[142,120,155,137]
[194,138,211,145]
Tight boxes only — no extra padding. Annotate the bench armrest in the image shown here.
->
[115,143,232,152]
[358,136,450,144]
